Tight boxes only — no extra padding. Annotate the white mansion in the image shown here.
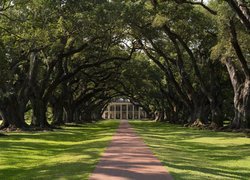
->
[102,98,147,120]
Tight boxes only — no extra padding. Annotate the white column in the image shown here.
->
[132,105,135,119]
[114,104,116,119]
[108,105,110,119]
[120,104,122,120]
[139,107,141,119]
[111,105,114,119]
[126,103,129,120]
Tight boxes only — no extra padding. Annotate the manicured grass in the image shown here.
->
[0,120,119,180]
[130,120,250,180]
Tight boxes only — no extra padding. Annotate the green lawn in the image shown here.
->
[0,120,119,180]
[130,120,250,180]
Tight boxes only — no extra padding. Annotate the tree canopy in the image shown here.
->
[0,0,249,130]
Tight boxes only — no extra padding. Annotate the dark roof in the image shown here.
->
[112,98,130,103]
[111,98,139,105]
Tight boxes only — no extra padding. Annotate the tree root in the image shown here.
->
[186,119,207,129]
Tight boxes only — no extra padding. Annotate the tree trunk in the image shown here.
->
[226,0,250,30]
[95,112,103,120]
[244,80,250,128]
[0,106,27,130]
[210,101,224,128]
[81,111,93,123]
[64,106,74,123]
[188,96,209,127]
[231,80,250,128]
[225,58,250,128]
[0,95,28,130]
[226,18,250,128]
[169,110,179,124]
[0,118,9,130]
[73,110,80,123]
[49,94,65,126]
[91,106,105,121]
[189,110,205,127]
[30,98,50,128]
[91,110,103,121]
[155,110,165,122]
[51,103,64,126]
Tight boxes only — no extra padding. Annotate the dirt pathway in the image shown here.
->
[89,120,173,180]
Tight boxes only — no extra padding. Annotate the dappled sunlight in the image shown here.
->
[130,120,250,180]
[0,120,119,179]
[182,137,249,145]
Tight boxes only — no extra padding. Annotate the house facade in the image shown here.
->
[102,98,147,120]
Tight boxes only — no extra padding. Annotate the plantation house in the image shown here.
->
[102,98,147,120]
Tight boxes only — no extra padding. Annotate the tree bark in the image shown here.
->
[49,95,65,126]
[231,80,250,128]
[208,62,224,128]
[224,19,250,128]
[226,0,250,31]
[73,110,81,123]
[30,98,50,128]
[0,95,28,130]
[82,112,93,122]
[51,103,64,126]
[154,110,165,122]
[64,106,74,123]
[210,100,224,128]
[225,58,250,128]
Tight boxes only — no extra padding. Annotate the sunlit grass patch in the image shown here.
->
[130,120,250,180]
[0,120,119,180]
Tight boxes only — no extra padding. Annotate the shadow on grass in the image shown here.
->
[0,133,6,137]
[0,120,119,180]
[130,121,250,180]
